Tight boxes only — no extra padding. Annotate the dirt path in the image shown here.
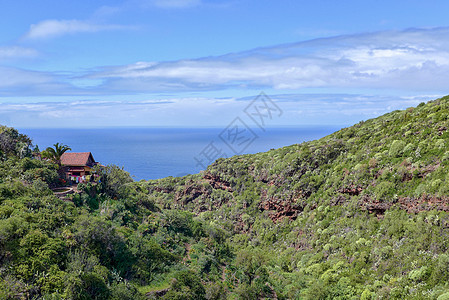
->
[183,243,191,263]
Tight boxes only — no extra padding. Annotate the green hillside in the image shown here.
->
[3,96,449,299]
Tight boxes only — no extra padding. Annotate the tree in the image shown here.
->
[95,165,133,198]
[42,143,71,165]
[0,125,32,160]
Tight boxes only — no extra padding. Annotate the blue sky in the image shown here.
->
[1,0,449,128]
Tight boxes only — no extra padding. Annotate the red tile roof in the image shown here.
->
[60,152,96,166]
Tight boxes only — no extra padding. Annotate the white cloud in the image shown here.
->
[0,46,38,60]
[23,19,130,40]
[82,27,449,93]
[3,27,449,97]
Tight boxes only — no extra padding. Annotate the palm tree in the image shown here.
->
[41,143,71,164]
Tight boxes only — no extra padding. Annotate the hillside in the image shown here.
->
[141,95,449,299]
[2,96,449,299]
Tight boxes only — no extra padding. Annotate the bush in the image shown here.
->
[415,183,428,197]
[390,140,406,157]
[438,292,449,300]
[162,270,206,300]
[430,254,449,285]
[374,181,395,201]
[161,210,194,236]
[65,272,110,300]
[96,165,133,198]
[32,179,52,195]
[110,282,145,300]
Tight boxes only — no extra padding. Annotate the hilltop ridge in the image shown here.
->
[146,96,449,220]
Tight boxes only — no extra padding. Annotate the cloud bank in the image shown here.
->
[2,27,449,97]
[0,94,432,128]
[89,28,449,92]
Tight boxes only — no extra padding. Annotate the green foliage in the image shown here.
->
[0,123,234,299]
[64,272,110,300]
[110,282,145,300]
[374,181,396,201]
[0,125,32,160]
[390,140,406,157]
[96,164,133,198]
[438,292,449,300]
[41,143,71,163]
[129,234,177,283]
[162,270,206,300]
[5,97,449,298]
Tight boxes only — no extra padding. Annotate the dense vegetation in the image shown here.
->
[0,126,230,299]
[3,96,449,298]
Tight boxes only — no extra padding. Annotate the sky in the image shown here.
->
[1,0,449,128]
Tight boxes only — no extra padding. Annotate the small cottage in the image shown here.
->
[60,152,98,182]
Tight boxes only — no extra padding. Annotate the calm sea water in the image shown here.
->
[20,127,340,180]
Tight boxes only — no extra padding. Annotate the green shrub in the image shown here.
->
[390,140,406,157]
[374,181,395,201]
[162,270,206,300]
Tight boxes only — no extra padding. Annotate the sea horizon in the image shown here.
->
[20,126,342,180]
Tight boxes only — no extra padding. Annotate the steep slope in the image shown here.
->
[144,97,449,220]
[138,95,449,298]
[145,96,449,222]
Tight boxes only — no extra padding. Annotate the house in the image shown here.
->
[60,152,98,181]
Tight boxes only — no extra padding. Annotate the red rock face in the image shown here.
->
[258,195,305,222]
[203,173,232,191]
[338,185,363,196]
[260,201,298,222]
[174,184,211,206]
[359,195,449,216]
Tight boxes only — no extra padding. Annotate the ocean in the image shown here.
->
[20,127,340,180]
